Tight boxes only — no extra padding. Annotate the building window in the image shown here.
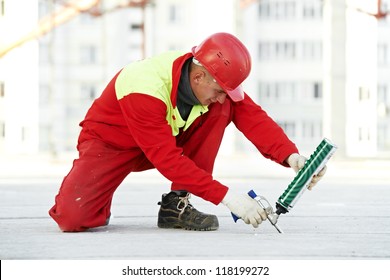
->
[80,84,96,100]
[378,84,388,104]
[285,1,296,18]
[378,124,389,149]
[258,42,270,60]
[258,41,296,60]
[21,127,26,142]
[302,121,315,138]
[130,22,143,31]
[282,82,296,101]
[80,45,97,64]
[303,4,315,18]
[0,122,4,138]
[258,1,270,18]
[258,82,267,101]
[0,81,4,97]
[358,126,371,141]
[1,0,5,17]
[258,81,296,102]
[301,41,322,60]
[302,0,322,19]
[258,1,296,20]
[313,82,322,99]
[168,4,183,24]
[302,121,322,139]
[359,86,370,101]
[273,2,281,19]
[169,5,177,22]
[282,42,296,59]
[300,81,322,100]
[279,121,296,137]
[378,84,389,118]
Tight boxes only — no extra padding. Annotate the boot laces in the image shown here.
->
[177,193,192,215]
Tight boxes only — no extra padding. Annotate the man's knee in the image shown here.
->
[49,203,107,232]
[49,205,87,232]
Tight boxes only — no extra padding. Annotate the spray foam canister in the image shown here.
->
[275,138,337,215]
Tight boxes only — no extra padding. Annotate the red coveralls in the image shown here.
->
[49,52,298,232]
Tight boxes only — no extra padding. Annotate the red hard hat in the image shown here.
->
[192,32,251,102]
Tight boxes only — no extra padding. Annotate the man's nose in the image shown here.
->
[216,93,227,104]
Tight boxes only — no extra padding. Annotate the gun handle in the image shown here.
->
[231,190,257,222]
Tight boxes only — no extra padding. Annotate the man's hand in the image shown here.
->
[222,190,267,228]
[286,153,327,190]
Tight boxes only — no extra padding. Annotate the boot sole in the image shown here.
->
[158,222,219,231]
[158,216,219,231]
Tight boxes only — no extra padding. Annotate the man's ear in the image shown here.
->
[193,70,206,84]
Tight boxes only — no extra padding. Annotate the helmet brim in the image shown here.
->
[225,84,245,102]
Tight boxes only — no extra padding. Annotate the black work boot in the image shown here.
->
[157,191,219,231]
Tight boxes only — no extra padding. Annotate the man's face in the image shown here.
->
[191,70,227,106]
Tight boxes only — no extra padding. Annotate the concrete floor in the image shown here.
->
[1,157,389,279]
[1,175,389,260]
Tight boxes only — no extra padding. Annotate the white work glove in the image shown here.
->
[286,153,327,190]
[222,190,267,228]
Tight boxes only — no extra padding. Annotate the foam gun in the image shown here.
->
[232,138,338,233]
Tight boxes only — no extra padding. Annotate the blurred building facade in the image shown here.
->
[0,0,40,155]
[377,0,390,154]
[241,0,325,155]
[37,1,148,155]
[0,0,390,158]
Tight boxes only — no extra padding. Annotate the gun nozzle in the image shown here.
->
[267,213,283,233]
[268,213,279,225]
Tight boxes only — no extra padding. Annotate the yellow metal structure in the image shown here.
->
[0,0,149,58]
